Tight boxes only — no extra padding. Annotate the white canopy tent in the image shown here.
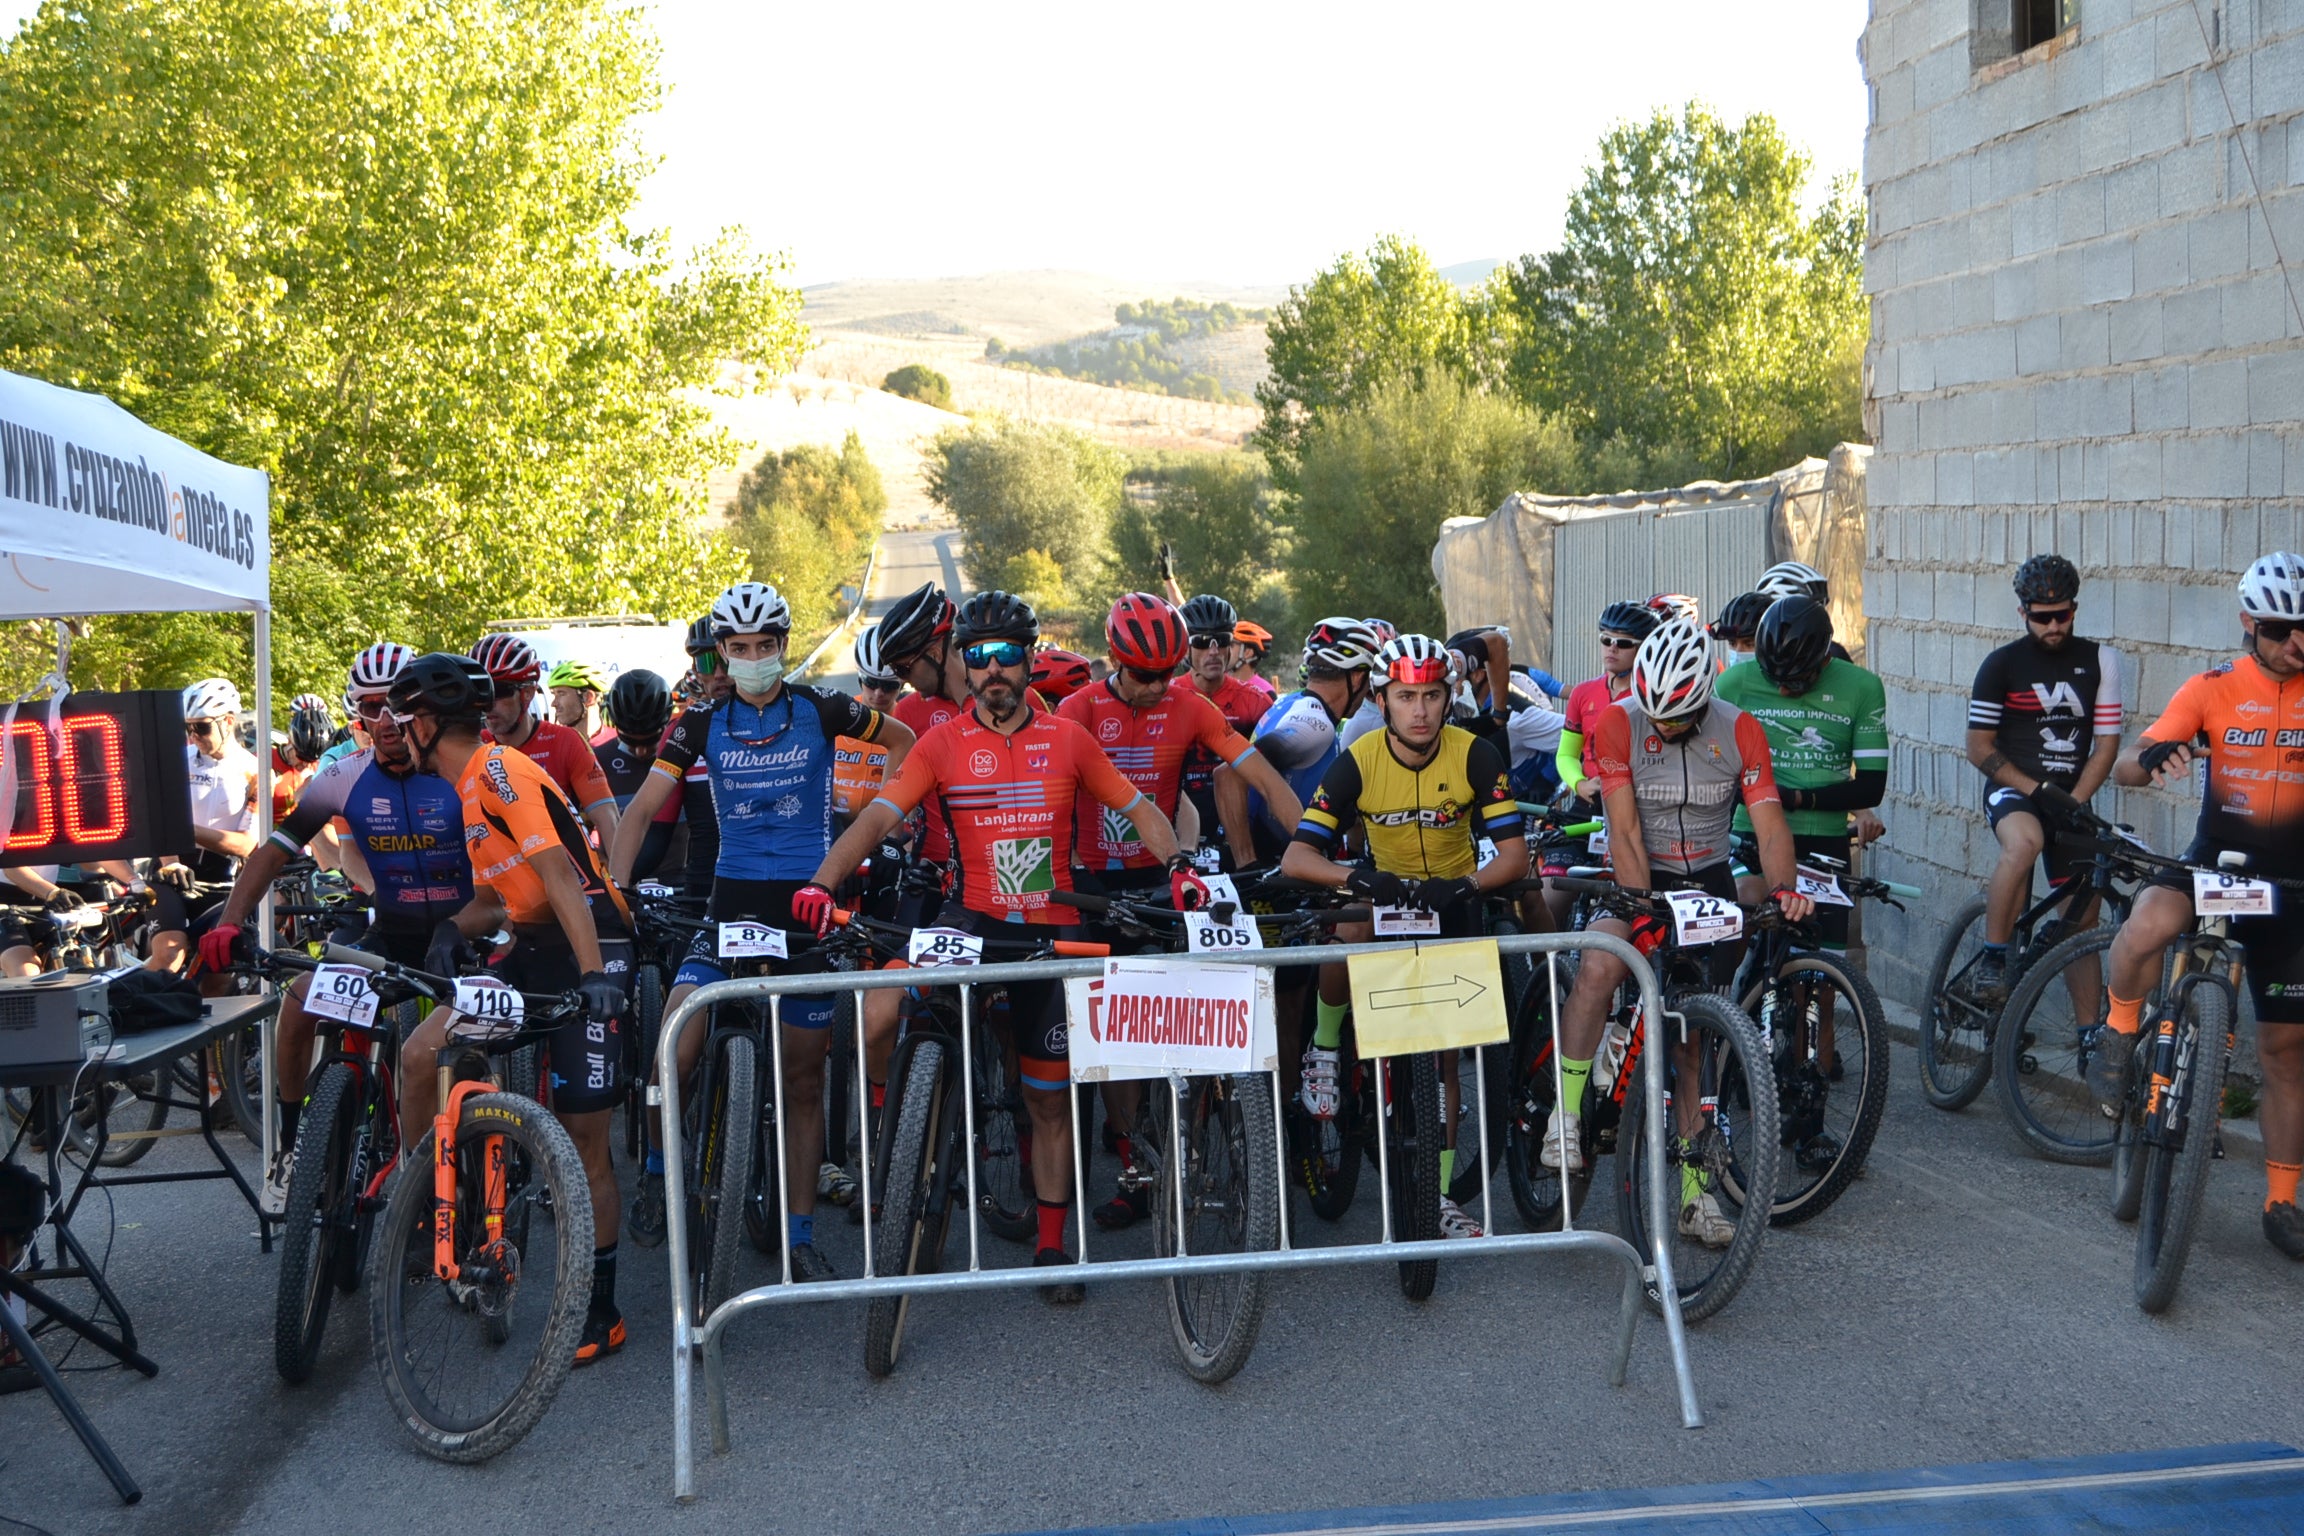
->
[0,365,278,1165]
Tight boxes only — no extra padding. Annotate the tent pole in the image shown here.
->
[254,606,275,1200]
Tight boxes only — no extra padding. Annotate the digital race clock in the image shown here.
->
[0,690,193,867]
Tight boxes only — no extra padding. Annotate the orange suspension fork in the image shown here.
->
[431,1078,502,1282]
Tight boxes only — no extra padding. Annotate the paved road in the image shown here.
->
[9,1022,2304,1535]
[800,518,965,692]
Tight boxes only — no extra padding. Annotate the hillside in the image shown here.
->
[802,270,1285,350]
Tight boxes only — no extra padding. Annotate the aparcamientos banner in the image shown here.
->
[0,369,269,618]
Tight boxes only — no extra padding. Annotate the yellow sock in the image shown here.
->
[2267,1162,2301,1212]
[2106,992,2145,1036]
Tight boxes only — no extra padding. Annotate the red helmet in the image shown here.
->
[1030,647,1094,703]
[468,633,541,687]
[1105,592,1188,672]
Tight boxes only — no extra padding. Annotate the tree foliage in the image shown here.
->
[730,431,886,643]
[881,363,953,410]
[922,417,1123,603]
[1098,452,1279,617]
[0,0,807,711]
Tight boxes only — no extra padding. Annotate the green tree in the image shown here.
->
[882,363,953,410]
[1499,103,1866,482]
[923,417,1123,598]
[1254,235,1479,492]
[1099,452,1279,617]
[1290,375,1580,633]
[730,431,886,641]
[0,0,805,712]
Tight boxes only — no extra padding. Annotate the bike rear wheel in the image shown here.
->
[1387,1052,1444,1300]
[217,1019,269,1144]
[698,1032,758,1314]
[2135,983,2230,1314]
[971,1023,1035,1243]
[1919,896,1996,1110]
[1992,927,2118,1165]
[1743,952,1889,1226]
[865,1039,948,1378]
[369,1093,592,1463]
[1156,1074,1277,1383]
[1617,993,1777,1323]
[1500,959,1595,1230]
[274,1062,357,1384]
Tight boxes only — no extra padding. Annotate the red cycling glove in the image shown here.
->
[1168,858,1212,913]
[197,924,249,974]
[791,883,838,939]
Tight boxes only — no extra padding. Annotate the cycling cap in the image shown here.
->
[546,659,605,692]
[1231,620,1273,655]
[1631,619,1715,723]
[1708,591,1772,643]
[1106,592,1189,672]
[2239,551,2304,619]
[683,615,716,657]
[877,582,955,662]
[711,581,792,639]
[1301,616,1383,674]
[1597,601,1660,640]
[608,668,673,741]
[1647,592,1701,626]
[1374,634,1458,690]
[287,702,333,762]
[1178,593,1238,640]
[386,652,496,724]
[1757,560,1829,602]
[468,633,541,686]
[181,678,241,721]
[2013,553,2081,606]
[1756,595,1835,694]
[1030,647,1094,703]
[953,590,1040,647]
[1362,618,1399,646]
[852,623,901,688]
[345,642,416,710]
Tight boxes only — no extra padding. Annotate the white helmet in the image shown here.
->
[852,622,900,687]
[1373,633,1460,690]
[711,581,792,638]
[345,642,417,710]
[181,677,242,721]
[2239,552,2304,619]
[1757,560,1828,602]
[1631,619,1716,723]
[1300,616,1384,674]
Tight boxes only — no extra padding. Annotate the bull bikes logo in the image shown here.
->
[484,754,517,802]
[991,836,1056,895]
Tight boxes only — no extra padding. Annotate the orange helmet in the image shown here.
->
[1231,620,1273,656]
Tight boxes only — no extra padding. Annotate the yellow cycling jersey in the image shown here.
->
[1293,725,1526,879]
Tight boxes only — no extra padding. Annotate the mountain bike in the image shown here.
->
[622,880,694,1160]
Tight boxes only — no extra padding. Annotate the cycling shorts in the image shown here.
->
[949,908,1082,1091]
[153,880,231,938]
[2146,839,2304,1026]
[1986,785,2087,888]
[490,903,631,1115]
[328,914,432,970]
[671,877,836,1030]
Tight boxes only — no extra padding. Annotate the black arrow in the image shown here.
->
[1367,973,1488,1011]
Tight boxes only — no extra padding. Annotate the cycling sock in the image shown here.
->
[1679,1161,1704,1210]
[1036,1199,1069,1253]
[2268,1162,2302,1211]
[2107,991,2146,1036]
[1114,1133,1133,1169]
[788,1212,814,1251]
[592,1244,617,1312]
[276,1100,300,1152]
[1559,1056,1594,1118]
[1439,1148,1455,1192]
[1313,998,1348,1051]
[1981,941,2008,957]
[644,1148,664,1176]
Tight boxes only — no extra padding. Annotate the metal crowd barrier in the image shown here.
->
[654,931,1702,1504]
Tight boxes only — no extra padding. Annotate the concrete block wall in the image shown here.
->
[1862,0,2304,1007]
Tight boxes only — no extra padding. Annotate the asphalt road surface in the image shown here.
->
[802,519,966,693]
[7,1022,2304,1536]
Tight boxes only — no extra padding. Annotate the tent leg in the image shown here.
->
[253,607,275,1216]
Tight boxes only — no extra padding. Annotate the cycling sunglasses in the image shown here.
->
[186,720,221,738]
[690,651,722,675]
[961,640,1030,670]
[1123,665,1172,686]
[2023,605,2075,626]
[1187,634,1230,649]
[1599,634,1642,650]
[2258,617,2303,643]
[351,697,391,721]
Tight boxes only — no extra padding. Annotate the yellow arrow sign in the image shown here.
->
[1347,938,1508,1057]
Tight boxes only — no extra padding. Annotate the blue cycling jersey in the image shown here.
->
[1246,688,1345,837]
[651,685,886,882]
[273,748,473,925]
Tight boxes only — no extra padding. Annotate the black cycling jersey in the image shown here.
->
[1967,635,2124,788]
[593,735,657,807]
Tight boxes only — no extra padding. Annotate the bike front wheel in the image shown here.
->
[1993,926,2118,1165]
[698,1032,758,1315]
[865,1038,950,1378]
[2136,983,2231,1314]
[1742,951,1889,1226]
[274,1062,358,1384]
[1156,1074,1278,1383]
[1386,1052,1444,1301]
[1919,896,1996,1110]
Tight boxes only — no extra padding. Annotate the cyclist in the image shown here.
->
[1708,592,1772,661]
[1549,619,1813,1244]
[800,590,1207,1301]
[1755,562,1854,661]
[1231,620,1277,703]
[1554,601,1659,805]
[1336,618,1399,749]
[1061,593,1303,1227]
[669,615,730,900]
[1176,594,1271,864]
[1444,626,1567,805]
[1281,633,1530,1238]
[384,653,632,1366]
[1648,592,1700,627]
[833,625,903,825]
[1963,554,2125,1001]
[607,582,912,1277]
[468,634,621,847]
[149,678,261,976]
[1717,596,1887,1087]
[545,658,612,746]
[594,668,683,883]
[1243,618,1386,864]
[199,642,487,1211]
[2096,552,2304,1256]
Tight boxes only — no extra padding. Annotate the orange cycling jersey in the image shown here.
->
[2142,653,2304,862]
[874,706,1145,924]
[1057,679,1253,871]
[455,743,626,929]
[831,734,889,818]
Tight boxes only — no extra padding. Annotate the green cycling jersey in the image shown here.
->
[1715,656,1888,838]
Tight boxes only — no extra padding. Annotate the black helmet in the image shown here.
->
[1597,601,1660,640]
[287,703,332,763]
[1178,593,1237,640]
[384,652,495,725]
[953,590,1039,647]
[1755,596,1836,694]
[1709,591,1773,644]
[2013,553,2080,605]
[609,668,673,741]
[683,614,716,657]
[876,582,955,665]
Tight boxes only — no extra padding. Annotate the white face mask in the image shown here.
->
[726,654,785,695]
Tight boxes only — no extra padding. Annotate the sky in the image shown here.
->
[1,0,1871,290]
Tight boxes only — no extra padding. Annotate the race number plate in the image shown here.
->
[1184,910,1264,953]
[1586,824,1609,859]
[636,880,676,899]
[451,977,525,1031]
[305,964,379,1027]
[1371,905,1441,937]
[1794,867,1853,907]
[906,927,984,967]
[1201,874,1243,908]
[1192,845,1225,874]
[717,922,788,959]
[1665,890,1743,946]
[2193,870,2276,917]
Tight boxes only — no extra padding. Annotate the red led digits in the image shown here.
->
[61,713,128,843]
[4,719,53,849]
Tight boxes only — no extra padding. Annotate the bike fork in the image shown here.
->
[430,1078,501,1283]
